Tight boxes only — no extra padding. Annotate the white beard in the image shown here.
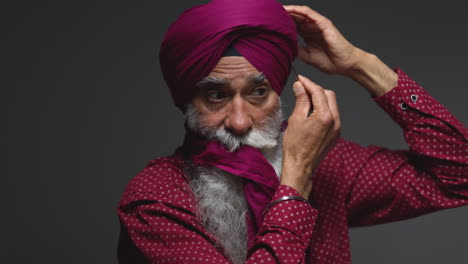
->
[184,103,284,264]
[186,166,248,264]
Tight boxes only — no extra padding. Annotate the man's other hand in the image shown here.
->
[284,5,398,97]
[281,76,341,199]
[284,5,365,76]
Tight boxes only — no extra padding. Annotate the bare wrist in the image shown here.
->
[280,161,314,198]
[345,50,398,97]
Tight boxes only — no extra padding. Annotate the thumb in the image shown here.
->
[291,81,310,118]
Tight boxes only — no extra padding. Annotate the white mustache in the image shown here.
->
[186,103,284,152]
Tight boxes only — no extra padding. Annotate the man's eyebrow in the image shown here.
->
[196,76,227,88]
[196,73,267,88]
[248,73,267,85]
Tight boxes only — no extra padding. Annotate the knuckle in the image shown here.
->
[318,113,334,125]
[327,117,335,126]
[317,17,332,28]
[289,111,303,120]
[296,94,310,104]
[324,89,335,96]
[302,6,315,16]
[323,17,332,25]
[334,119,341,130]
[333,124,341,136]
[287,115,299,125]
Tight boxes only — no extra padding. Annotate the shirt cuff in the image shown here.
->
[372,67,436,128]
[262,185,318,242]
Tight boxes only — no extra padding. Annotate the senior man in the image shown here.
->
[117,0,468,263]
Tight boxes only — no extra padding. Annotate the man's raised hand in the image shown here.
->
[284,5,398,99]
[284,5,365,76]
[281,76,341,199]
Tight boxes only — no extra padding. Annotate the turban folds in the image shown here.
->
[160,0,298,111]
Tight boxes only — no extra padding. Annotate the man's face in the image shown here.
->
[191,56,280,133]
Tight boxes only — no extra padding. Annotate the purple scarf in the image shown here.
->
[181,129,281,247]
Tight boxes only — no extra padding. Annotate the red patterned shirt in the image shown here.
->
[117,68,468,263]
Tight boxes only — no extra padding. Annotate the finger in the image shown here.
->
[297,75,330,115]
[290,81,311,119]
[283,5,325,21]
[324,89,341,130]
[315,90,340,164]
[288,12,307,24]
[283,5,330,31]
[323,90,341,156]
[286,8,322,33]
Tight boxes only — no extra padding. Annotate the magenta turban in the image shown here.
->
[159,0,298,111]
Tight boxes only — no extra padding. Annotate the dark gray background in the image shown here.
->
[4,0,467,263]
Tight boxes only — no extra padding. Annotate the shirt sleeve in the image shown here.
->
[117,159,318,264]
[246,185,318,264]
[340,67,468,226]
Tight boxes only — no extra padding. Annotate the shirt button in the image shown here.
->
[410,94,418,102]
[400,102,409,110]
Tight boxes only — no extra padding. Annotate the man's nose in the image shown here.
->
[224,97,252,136]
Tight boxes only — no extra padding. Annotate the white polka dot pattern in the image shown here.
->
[117,68,467,263]
[247,185,318,264]
[117,156,317,263]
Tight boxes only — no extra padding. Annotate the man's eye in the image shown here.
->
[207,90,226,101]
[252,87,268,96]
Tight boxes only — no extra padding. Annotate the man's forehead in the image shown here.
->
[206,56,267,81]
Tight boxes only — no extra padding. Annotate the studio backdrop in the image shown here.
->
[4,0,467,263]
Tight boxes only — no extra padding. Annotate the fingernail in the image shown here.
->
[293,82,304,95]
